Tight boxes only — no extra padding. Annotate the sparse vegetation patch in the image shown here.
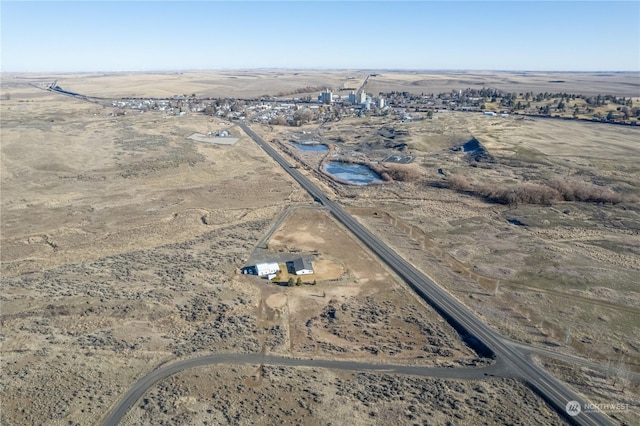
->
[444,174,632,206]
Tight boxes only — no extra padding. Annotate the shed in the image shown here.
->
[293,258,314,275]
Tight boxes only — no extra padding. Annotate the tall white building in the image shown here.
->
[377,98,385,108]
[318,89,333,104]
[348,91,357,104]
[365,95,372,110]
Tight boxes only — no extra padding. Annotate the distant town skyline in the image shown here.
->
[2,1,639,73]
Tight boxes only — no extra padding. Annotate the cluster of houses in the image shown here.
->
[103,86,498,124]
[54,77,635,126]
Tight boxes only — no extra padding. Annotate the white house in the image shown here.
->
[293,258,314,275]
[254,262,280,277]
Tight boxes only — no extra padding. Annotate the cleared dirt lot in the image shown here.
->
[252,207,478,364]
[2,72,638,424]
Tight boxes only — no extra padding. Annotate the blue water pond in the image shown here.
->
[323,161,384,185]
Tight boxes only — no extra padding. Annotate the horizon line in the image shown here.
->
[3,68,639,75]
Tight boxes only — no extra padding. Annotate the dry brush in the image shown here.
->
[444,174,632,206]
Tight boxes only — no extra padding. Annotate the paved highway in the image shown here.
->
[102,353,509,426]
[238,122,614,426]
[506,338,640,380]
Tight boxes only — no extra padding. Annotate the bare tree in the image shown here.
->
[293,109,313,126]
[269,116,288,126]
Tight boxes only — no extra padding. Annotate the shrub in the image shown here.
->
[269,116,288,126]
[384,164,422,182]
[446,174,472,191]
[475,183,560,205]
[443,174,630,206]
[547,178,623,204]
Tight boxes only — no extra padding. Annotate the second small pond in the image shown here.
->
[290,141,328,152]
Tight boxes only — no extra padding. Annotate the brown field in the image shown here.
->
[2,70,370,99]
[4,69,638,100]
[1,71,639,425]
[365,70,640,97]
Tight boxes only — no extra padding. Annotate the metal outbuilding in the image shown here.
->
[254,262,280,277]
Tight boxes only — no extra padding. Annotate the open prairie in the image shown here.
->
[365,70,640,97]
[4,69,638,100]
[3,70,370,99]
[1,71,638,425]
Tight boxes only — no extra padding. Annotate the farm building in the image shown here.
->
[293,258,314,275]
[253,262,280,277]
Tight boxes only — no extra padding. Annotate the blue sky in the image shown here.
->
[2,1,639,72]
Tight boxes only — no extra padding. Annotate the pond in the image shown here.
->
[323,161,384,185]
[289,141,328,152]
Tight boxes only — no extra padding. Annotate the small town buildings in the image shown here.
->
[293,258,314,275]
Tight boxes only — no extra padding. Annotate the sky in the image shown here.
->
[1,1,639,72]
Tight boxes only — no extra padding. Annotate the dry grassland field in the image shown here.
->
[1,71,639,425]
[364,71,640,97]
